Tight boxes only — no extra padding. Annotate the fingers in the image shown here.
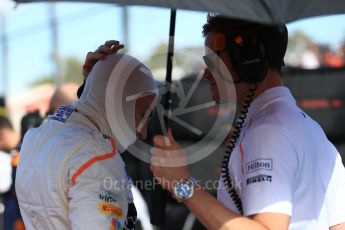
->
[85,52,105,63]
[150,156,163,166]
[153,128,176,148]
[82,52,104,78]
[151,147,169,158]
[104,40,124,53]
[151,145,188,167]
[104,40,120,47]
[96,45,113,56]
[111,43,125,53]
[167,128,175,142]
[150,147,169,167]
[82,40,125,78]
[98,40,124,53]
[150,128,190,192]
[153,135,171,148]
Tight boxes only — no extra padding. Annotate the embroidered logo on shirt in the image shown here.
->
[51,105,73,122]
[246,158,273,174]
[99,192,117,203]
[99,202,124,218]
[246,174,272,185]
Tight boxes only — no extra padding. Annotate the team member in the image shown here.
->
[150,15,345,229]
[0,116,23,230]
[16,53,158,230]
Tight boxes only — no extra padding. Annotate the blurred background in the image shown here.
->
[1,1,345,229]
[0,1,345,127]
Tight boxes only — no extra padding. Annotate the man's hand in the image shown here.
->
[82,40,124,78]
[150,129,190,193]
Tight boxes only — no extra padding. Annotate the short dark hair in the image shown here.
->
[202,14,288,72]
[0,116,13,130]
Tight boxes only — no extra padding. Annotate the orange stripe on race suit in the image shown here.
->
[71,139,116,186]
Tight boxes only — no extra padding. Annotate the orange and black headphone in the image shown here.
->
[212,23,288,84]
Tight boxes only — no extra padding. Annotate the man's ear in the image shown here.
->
[213,33,226,51]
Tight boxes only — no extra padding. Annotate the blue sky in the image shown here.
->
[1,0,345,99]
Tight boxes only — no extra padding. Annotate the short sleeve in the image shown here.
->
[66,142,130,230]
[328,154,345,226]
[240,125,298,217]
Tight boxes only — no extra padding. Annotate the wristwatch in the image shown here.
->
[173,177,196,201]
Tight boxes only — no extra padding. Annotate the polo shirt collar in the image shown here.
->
[246,86,296,121]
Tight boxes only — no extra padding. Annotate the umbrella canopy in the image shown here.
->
[14,0,345,25]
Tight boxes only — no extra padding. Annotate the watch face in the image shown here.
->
[175,181,194,199]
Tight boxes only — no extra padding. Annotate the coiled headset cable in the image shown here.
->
[221,84,257,214]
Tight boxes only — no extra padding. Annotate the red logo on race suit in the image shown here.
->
[99,202,124,218]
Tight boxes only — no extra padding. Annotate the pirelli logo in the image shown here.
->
[247,174,272,185]
[246,158,272,174]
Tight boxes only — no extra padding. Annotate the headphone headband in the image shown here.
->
[214,22,287,84]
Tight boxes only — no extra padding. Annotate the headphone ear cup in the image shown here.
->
[228,31,269,84]
[235,43,269,83]
[213,33,226,51]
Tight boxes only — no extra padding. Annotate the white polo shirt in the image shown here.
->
[217,86,345,229]
[0,150,12,193]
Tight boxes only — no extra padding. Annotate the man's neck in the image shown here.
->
[252,69,283,100]
[236,69,283,113]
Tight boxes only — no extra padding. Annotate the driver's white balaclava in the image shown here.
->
[74,54,158,150]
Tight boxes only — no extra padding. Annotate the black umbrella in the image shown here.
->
[14,0,345,25]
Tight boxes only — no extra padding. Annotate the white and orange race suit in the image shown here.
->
[16,107,136,230]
